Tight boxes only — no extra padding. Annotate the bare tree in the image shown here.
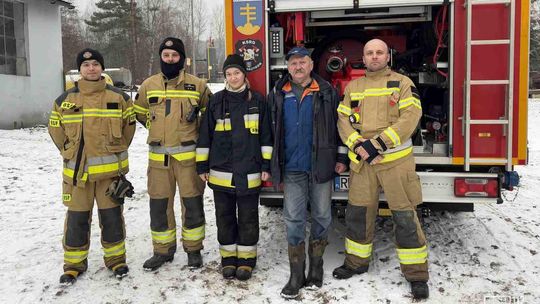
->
[209,4,226,68]
[192,0,208,76]
[140,0,166,76]
[61,0,212,82]
[61,7,86,72]
[531,1,540,71]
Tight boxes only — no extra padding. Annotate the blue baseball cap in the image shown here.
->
[285,46,310,60]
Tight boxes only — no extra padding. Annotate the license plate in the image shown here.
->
[334,176,349,191]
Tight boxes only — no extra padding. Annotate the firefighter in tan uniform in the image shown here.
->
[49,49,136,285]
[332,39,429,299]
[134,37,211,271]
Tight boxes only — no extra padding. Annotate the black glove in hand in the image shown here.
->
[106,175,134,205]
[359,140,380,164]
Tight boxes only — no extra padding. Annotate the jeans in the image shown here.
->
[283,171,332,246]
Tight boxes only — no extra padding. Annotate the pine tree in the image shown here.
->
[85,0,143,82]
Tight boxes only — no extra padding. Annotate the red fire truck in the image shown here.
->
[224,0,528,212]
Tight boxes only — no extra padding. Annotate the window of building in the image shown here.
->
[0,0,27,76]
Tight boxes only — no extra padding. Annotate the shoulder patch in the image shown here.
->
[387,81,400,88]
[106,84,130,101]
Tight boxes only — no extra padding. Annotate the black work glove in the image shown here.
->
[353,140,380,164]
[106,175,134,205]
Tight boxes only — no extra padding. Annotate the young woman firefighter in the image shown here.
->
[196,54,273,280]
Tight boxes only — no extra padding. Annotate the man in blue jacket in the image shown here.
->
[268,47,348,299]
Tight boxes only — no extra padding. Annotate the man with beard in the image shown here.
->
[134,37,212,271]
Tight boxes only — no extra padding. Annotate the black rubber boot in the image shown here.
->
[113,264,129,279]
[187,251,203,269]
[143,254,174,271]
[280,243,306,299]
[305,256,323,289]
[305,239,328,290]
[59,273,77,285]
[59,270,81,285]
[332,264,369,280]
[236,266,253,281]
[222,265,236,279]
[411,281,429,299]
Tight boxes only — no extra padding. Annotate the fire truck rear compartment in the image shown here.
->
[269,5,451,158]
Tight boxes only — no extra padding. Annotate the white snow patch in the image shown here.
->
[1,101,539,303]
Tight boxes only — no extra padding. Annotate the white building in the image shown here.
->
[0,0,73,129]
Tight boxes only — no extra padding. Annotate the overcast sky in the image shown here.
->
[70,0,222,16]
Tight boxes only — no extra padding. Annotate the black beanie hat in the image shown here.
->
[223,54,247,74]
[159,37,186,58]
[76,48,104,71]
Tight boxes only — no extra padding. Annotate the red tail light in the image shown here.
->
[454,178,498,198]
[262,180,274,188]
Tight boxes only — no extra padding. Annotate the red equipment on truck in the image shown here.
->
[224,0,528,212]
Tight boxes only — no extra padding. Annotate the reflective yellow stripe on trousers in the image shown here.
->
[151,229,176,244]
[219,244,237,258]
[237,245,257,259]
[345,238,372,259]
[64,250,89,264]
[103,241,126,258]
[182,225,205,241]
[396,245,428,265]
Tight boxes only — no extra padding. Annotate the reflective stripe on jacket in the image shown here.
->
[134,70,211,168]
[196,88,272,195]
[337,67,422,171]
[48,77,136,185]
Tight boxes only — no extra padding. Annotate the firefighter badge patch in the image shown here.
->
[236,39,263,72]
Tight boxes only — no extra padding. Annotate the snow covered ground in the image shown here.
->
[1,100,539,304]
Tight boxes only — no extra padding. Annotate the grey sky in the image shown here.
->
[70,0,222,15]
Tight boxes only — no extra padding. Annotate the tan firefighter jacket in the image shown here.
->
[133,70,211,169]
[337,66,422,172]
[48,78,136,186]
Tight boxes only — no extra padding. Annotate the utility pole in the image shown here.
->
[191,0,197,76]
